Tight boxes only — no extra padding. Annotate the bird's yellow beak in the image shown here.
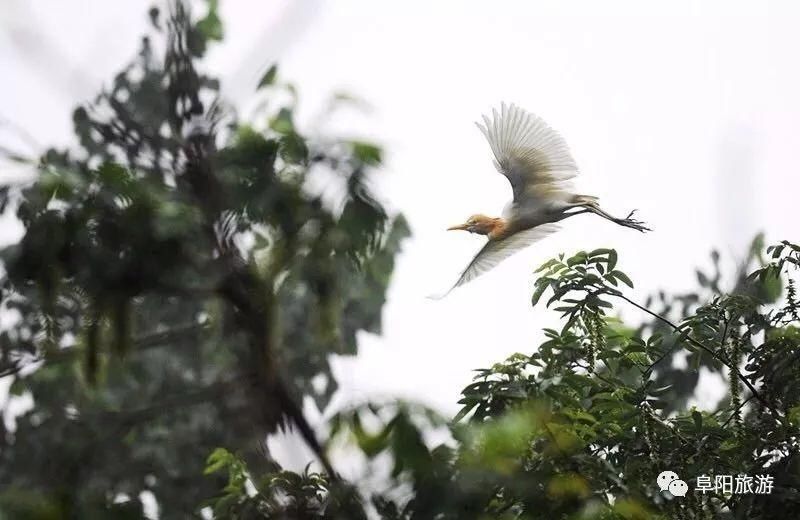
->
[447,223,470,231]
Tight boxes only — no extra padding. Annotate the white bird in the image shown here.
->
[439,103,649,297]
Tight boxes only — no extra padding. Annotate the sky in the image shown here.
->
[1,0,799,472]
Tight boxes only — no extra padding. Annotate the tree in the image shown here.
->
[201,238,800,519]
[0,2,407,517]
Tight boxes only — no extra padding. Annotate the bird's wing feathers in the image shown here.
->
[431,223,560,299]
[476,103,578,208]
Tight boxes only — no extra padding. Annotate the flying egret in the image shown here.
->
[438,103,649,297]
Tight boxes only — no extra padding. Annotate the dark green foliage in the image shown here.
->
[257,65,279,89]
[202,447,366,519]
[0,1,407,517]
[207,240,800,519]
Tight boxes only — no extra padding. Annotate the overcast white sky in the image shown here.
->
[2,0,799,471]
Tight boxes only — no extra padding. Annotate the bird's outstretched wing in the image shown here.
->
[476,103,578,210]
[430,223,560,299]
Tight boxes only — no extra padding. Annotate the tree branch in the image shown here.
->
[613,293,781,421]
[180,115,337,480]
[721,395,755,429]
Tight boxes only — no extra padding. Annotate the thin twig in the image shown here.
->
[614,293,781,421]
[721,395,754,429]
[643,346,677,377]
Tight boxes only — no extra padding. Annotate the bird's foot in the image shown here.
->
[616,210,651,232]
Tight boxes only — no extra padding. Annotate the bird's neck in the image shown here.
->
[486,218,510,240]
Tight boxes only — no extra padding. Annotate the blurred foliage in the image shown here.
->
[0,1,407,517]
[203,239,800,519]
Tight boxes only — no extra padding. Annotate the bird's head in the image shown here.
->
[448,214,498,235]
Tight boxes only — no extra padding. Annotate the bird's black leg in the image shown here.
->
[578,204,651,232]
[616,209,651,232]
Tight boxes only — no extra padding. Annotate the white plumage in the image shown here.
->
[476,103,579,214]
[443,223,560,294]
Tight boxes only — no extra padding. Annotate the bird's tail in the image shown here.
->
[571,194,599,206]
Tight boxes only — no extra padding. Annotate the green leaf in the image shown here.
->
[8,378,26,396]
[453,403,478,423]
[531,282,549,307]
[759,269,783,303]
[564,409,597,424]
[197,0,223,42]
[567,251,588,267]
[535,258,559,273]
[691,351,702,370]
[204,448,233,475]
[625,352,648,366]
[607,249,618,271]
[611,270,634,288]
[351,141,382,166]
[789,405,800,427]
[588,248,613,258]
[269,108,294,134]
[257,64,278,89]
[96,162,135,198]
[692,410,703,431]
[279,132,308,163]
